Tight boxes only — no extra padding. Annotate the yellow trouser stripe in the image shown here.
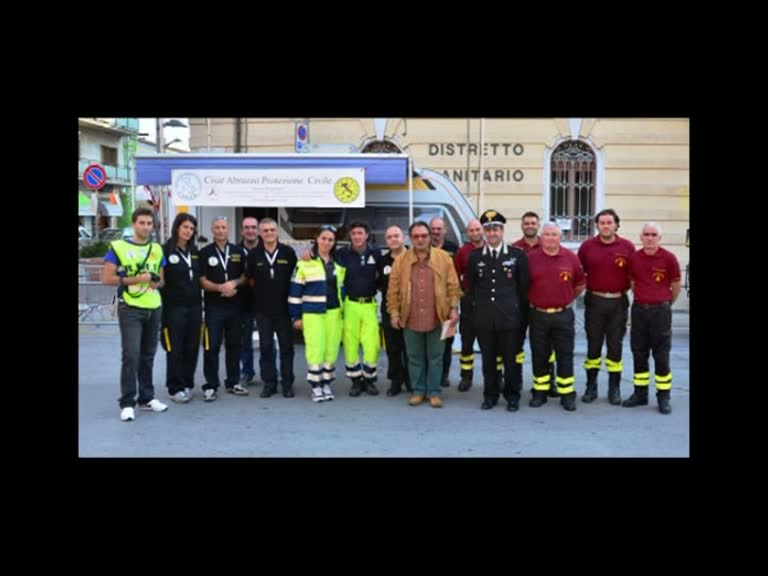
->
[556,376,575,394]
[634,371,650,386]
[583,357,602,370]
[459,354,474,361]
[655,373,672,390]
[548,351,556,363]
[605,358,623,372]
[460,363,473,370]
[556,376,575,385]
[533,373,550,391]
[203,325,210,351]
[516,351,525,364]
[163,327,172,352]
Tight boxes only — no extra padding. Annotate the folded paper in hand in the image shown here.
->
[441,320,456,340]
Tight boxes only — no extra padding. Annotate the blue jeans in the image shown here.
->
[240,311,256,380]
[117,302,162,408]
[403,326,444,397]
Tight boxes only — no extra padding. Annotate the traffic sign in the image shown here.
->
[83,164,107,190]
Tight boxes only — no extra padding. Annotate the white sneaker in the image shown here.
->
[311,387,325,403]
[185,387,193,399]
[322,385,334,401]
[139,399,168,412]
[171,391,190,403]
[120,407,135,421]
[227,384,249,395]
[203,389,217,402]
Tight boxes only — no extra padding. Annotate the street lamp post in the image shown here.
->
[155,118,188,242]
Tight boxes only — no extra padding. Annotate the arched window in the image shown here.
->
[550,141,595,242]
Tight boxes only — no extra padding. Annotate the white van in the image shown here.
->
[277,168,476,247]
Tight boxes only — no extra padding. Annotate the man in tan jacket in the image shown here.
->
[387,221,461,407]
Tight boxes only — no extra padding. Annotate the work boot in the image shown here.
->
[364,380,379,395]
[458,376,472,392]
[582,369,599,403]
[607,372,622,405]
[349,377,364,397]
[657,390,671,415]
[561,392,576,411]
[386,381,403,396]
[622,386,649,407]
[529,390,547,408]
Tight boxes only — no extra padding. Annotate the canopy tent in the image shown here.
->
[135,152,415,239]
[135,153,409,186]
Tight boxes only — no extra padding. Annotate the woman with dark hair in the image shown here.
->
[288,226,346,402]
[160,213,202,403]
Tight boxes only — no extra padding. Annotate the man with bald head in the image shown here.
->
[527,222,585,411]
[453,218,486,391]
[624,222,681,415]
[377,225,411,396]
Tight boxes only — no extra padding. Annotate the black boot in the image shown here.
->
[657,390,671,414]
[282,381,295,398]
[548,365,559,398]
[582,369,598,403]
[260,382,278,398]
[607,372,622,405]
[622,386,649,407]
[458,371,472,392]
[364,380,379,395]
[561,391,576,411]
[349,377,364,397]
[529,390,547,407]
[386,381,403,396]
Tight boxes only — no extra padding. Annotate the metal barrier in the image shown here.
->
[79,262,117,324]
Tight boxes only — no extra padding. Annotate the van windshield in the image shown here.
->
[281,205,459,247]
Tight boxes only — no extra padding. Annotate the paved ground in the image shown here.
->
[78,320,689,457]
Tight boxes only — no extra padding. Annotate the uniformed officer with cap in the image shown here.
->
[465,209,529,411]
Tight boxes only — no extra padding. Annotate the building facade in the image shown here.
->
[188,118,690,310]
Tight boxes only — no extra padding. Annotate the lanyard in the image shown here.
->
[216,244,230,282]
[177,248,193,281]
[265,247,279,280]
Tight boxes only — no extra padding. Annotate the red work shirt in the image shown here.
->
[454,242,482,291]
[629,247,681,305]
[512,236,541,254]
[528,247,585,309]
[577,234,635,293]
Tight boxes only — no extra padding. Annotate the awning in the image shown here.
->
[135,153,409,186]
[79,191,97,216]
[99,198,124,217]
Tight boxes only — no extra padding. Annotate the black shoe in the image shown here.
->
[561,392,576,411]
[657,391,671,415]
[441,377,450,388]
[349,378,364,397]
[506,399,520,412]
[622,389,649,407]
[282,383,295,398]
[529,391,547,407]
[386,381,403,396]
[364,381,379,396]
[608,383,621,405]
[481,399,496,410]
[458,377,472,392]
[260,383,277,398]
[582,384,598,403]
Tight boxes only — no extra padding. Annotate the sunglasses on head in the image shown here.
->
[320,225,337,233]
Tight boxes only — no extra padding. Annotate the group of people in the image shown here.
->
[103,206,680,422]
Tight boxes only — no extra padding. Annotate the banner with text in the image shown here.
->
[171,168,365,207]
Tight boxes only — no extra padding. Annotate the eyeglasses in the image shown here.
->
[320,225,337,233]
[411,233,429,239]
